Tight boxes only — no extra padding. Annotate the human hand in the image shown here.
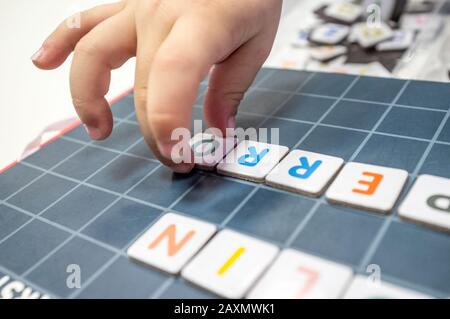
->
[32,0,282,172]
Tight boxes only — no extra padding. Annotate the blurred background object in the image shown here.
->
[267,0,450,82]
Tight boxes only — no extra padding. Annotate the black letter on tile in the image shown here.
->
[426,195,450,213]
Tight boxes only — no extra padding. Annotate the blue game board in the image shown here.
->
[0,68,449,299]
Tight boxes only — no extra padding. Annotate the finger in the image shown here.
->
[32,1,125,70]
[70,10,136,140]
[203,34,274,135]
[146,15,239,172]
[133,3,177,170]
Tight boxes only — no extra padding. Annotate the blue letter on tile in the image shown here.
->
[238,147,269,167]
[288,156,322,179]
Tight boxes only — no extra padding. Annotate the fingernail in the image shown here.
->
[31,47,44,62]
[83,124,102,140]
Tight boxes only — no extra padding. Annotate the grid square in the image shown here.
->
[0,163,41,200]
[418,143,450,179]
[7,174,77,214]
[345,76,405,103]
[369,220,450,296]
[227,188,315,244]
[53,146,117,181]
[438,117,450,143]
[298,126,367,160]
[173,176,254,224]
[257,69,312,92]
[81,199,161,249]
[110,94,135,119]
[77,256,168,299]
[159,280,217,299]
[0,205,31,241]
[239,89,291,116]
[263,118,312,148]
[291,204,384,266]
[23,139,82,169]
[0,219,70,275]
[26,237,114,298]
[128,166,202,207]
[354,134,428,172]
[126,139,156,160]
[397,80,450,110]
[274,95,336,123]
[93,122,142,151]
[41,185,118,230]
[322,100,388,130]
[376,107,444,139]
[87,154,158,193]
[300,72,356,97]
[64,125,91,142]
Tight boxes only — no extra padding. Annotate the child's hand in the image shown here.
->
[32,0,282,172]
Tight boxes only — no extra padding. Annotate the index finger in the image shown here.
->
[146,14,237,170]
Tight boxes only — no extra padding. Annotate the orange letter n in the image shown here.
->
[352,172,383,195]
[148,224,196,257]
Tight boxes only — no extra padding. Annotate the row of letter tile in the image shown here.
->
[190,133,450,231]
[127,213,432,298]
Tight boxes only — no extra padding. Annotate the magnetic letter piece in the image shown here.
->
[326,162,408,213]
[189,133,236,170]
[399,175,450,232]
[218,140,289,182]
[266,150,344,196]
[247,249,352,299]
[182,229,278,298]
[127,213,216,274]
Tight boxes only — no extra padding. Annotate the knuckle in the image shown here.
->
[74,39,104,58]
[223,90,245,105]
[154,51,201,75]
[71,96,89,109]
[71,95,103,116]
